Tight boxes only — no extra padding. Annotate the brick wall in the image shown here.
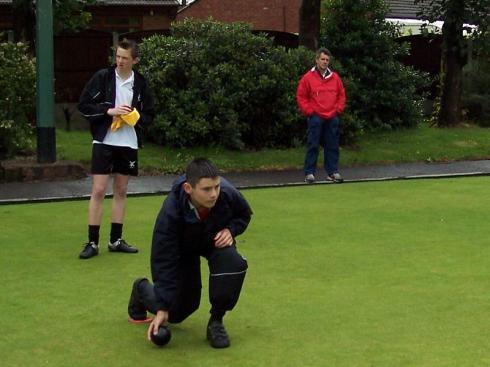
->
[142,14,172,30]
[176,0,301,34]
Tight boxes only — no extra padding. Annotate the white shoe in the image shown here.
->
[305,174,315,184]
[326,172,343,183]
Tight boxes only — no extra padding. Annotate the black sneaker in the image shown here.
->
[207,320,230,348]
[108,239,138,253]
[128,278,149,322]
[79,242,99,259]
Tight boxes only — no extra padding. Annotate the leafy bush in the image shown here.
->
[0,119,33,158]
[462,56,490,126]
[0,42,35,158]
[139,19,313,149]
[320,0,427,132]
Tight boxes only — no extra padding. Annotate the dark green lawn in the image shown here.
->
[2,178,490,366]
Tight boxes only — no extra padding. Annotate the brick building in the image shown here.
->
[54,1,180,101]
[0,0,441,104]
[177,0,301,34]
[0,0,180,102]
[176,0,301,47]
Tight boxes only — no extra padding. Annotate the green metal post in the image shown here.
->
[36,0,56,163]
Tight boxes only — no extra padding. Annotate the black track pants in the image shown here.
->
[132,245,247,323]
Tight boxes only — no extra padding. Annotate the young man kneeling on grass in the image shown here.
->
[128,158,252,348]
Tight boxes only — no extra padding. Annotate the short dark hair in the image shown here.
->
[316,47,332,58]
[118,39,139,59]
[185,158,219,187]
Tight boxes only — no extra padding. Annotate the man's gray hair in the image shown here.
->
[316,47,332,58]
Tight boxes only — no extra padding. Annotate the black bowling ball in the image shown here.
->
[150,325,172,347]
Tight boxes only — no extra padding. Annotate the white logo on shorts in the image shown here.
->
[129,161,136,169]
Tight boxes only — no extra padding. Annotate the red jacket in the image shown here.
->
[296,67,346,120]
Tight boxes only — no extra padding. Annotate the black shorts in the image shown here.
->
[91,144,138,176]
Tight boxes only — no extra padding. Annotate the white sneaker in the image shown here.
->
[305,174,315,184]
[326,172,344,183]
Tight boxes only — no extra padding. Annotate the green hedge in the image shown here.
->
[0,42,35,158]
[139,19,313,149]
[463,56,490,126]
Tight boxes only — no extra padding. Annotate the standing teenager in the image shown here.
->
[78,39,154,259]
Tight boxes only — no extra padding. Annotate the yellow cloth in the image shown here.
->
[110,116,124,132]
[110,108,140,132]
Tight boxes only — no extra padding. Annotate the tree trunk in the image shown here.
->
[298,0,321,51]
[437,0,467,127]
[439,44,464,126]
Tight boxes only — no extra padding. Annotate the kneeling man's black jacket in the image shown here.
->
[151,176,253,311]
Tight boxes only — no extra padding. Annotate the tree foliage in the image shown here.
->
[12,0,96,44]
[52,0,97,35]
[415,0,489,31]
[462,52,490,126]
[320,0,427,132]
[415,0,490,126]
[138,18,313,149]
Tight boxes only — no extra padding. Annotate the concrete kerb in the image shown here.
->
[1,170,489,206]
[236,171,490,191]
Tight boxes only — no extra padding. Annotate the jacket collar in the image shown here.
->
[314,66,333,79]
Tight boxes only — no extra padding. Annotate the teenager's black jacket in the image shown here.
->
[151,176,253,312]
[77,65,155,146]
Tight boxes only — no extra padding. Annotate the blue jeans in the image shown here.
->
[304,114,340,176]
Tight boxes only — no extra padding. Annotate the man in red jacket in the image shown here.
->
[296,48,346,184]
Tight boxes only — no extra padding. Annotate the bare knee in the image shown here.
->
[90,175,109,201]
[113,182,128,199]
[113,175,129,199]
[91,183,107,201]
